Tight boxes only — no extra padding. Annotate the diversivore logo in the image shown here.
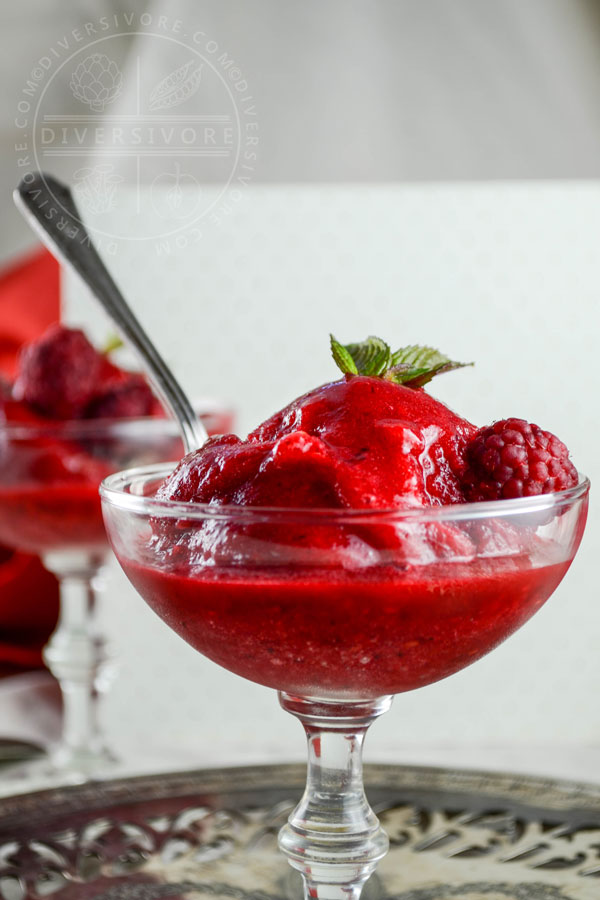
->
[15,12,259,255]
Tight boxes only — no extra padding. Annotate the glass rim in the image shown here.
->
[1,416,181,441]
[100,461,590,524]
[0,397,231,441]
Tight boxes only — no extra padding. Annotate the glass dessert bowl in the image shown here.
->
[0,416,184,779]
[101,464,589,897]
[0,411,231,781]
[103,332,589,897]
[0,417,182,556]
[0,321,233,782]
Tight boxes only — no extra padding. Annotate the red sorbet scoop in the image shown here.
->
[160,375,476,511]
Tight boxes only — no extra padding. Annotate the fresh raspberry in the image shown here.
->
[85,373,157,419]
[463,418,578,501]
[14,325,102,419]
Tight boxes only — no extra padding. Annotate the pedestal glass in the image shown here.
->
[101,464,589,897]
[0,407,230,781]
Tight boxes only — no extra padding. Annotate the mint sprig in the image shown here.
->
[330,334,472,387]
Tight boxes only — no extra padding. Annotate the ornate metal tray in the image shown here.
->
[0,763,599,900]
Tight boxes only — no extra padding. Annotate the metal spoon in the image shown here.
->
[13,172,207,453]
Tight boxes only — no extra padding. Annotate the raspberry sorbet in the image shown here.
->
[110,336,586,698]
[0,324,171,555]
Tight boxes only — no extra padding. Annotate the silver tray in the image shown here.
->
[0,763,599,900]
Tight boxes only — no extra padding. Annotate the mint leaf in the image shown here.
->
[387,344,472,386]
[330,335,391,376]
[330,335,472,387]
[330,335,358,374]
[102,333,124,355]
[346,336,391,376]
[390,345,448,370]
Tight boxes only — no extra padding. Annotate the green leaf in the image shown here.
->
[345,336,391,376]
[387,344,472,386]
[330,335,472,387]
[330,335,391,376]
[102,333,124,355]
[330,335,358,374]
[390,344,448,370]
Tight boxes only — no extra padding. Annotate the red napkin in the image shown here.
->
[0,550,59,677]
[0,246,60,675]
[0,246,60,379]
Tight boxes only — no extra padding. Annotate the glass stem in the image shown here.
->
[278,693,393,899]
[42,551,115,775]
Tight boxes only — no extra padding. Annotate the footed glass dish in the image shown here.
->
[101,463,589,898]
[0,406,231,782]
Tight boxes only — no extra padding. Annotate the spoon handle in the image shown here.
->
[14,172,207,453]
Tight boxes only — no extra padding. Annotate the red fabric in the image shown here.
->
[0,551,59,677]
[0,246,60,674]
[0,247,60,380]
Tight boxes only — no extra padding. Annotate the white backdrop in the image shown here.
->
[63,183,599,778]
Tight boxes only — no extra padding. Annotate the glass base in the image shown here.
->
[0,741,118,792]
[285,869,383,900]
[50,739,118,778]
